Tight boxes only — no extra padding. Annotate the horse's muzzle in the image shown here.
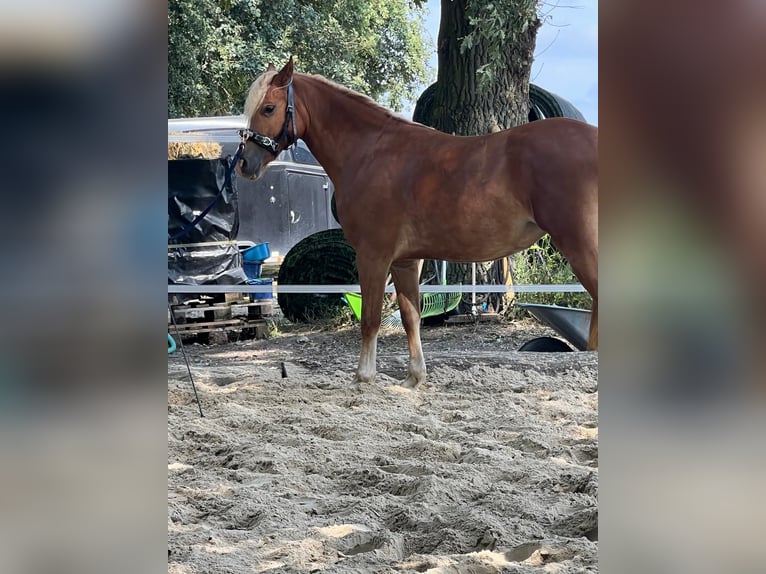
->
[236,157,260,180]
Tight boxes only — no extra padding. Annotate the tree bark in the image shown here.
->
[430,0,539,134]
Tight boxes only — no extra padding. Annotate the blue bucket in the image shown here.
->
[247,278,273,300]
[243,242,271,262]
[243,261,263,280]
[168,333,176,354]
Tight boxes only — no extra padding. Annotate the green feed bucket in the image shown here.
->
[343,293,363,320]
[421,291,462,318]
[343,290,460,321]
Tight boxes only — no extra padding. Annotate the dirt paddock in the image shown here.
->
[168,319,598,573]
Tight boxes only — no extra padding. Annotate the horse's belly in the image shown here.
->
[404,219,544,262]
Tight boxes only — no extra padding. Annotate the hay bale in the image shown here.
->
[168,135,222,160]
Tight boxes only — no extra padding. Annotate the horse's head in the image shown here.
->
[237,57,297,180]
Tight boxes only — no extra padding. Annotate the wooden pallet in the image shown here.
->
[169,317,270,344]
[170,290,276,308]
[170,299,275,322]
[173,300,274,321]
[169,299,275,344]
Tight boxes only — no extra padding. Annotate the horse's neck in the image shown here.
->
[296,75,393,184]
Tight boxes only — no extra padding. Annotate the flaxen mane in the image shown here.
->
[304,74,410,124]
[243,70,277,121]
[244,70,412,126]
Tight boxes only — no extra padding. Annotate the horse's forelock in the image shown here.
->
[244,71,278,120]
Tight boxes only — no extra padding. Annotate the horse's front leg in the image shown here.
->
[390,259,426,388]
[352,254,390,386]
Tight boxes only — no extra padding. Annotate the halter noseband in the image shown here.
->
[239,80,297,156]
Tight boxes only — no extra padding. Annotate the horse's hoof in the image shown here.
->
[351,374,374,391]
[402,375,424,389]
[352,373,375,384]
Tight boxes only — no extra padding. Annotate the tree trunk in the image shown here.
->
[431,0,539,134]
[416,0,540,314]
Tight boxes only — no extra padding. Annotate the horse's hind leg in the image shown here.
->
[390,259,426,388]
[353,253,390,386]
[588,302,598,350]
[548,227,598,350]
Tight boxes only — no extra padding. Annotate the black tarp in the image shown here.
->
[168,158,247,285]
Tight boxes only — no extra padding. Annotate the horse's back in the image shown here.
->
[505,118,598,198]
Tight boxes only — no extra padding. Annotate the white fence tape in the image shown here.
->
[168,284,586,294]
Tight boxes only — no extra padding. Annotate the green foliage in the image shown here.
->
[510,235,592,310]
[168,0,432,117]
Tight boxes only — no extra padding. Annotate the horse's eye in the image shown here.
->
[262,104,276,116]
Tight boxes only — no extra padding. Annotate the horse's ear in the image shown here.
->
[267,63,276,72]
[274,56,294,86]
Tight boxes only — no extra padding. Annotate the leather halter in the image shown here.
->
[239,80,297,155]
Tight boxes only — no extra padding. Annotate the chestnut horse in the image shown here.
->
[238,58,598,388]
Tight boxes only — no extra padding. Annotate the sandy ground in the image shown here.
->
[168,319,598,573]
